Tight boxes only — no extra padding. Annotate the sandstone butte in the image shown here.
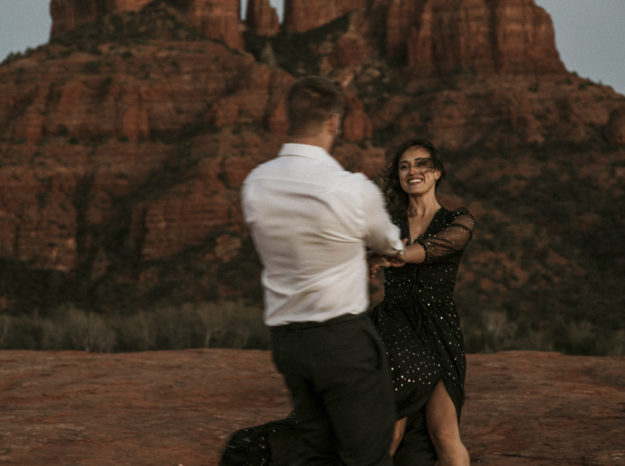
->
[0,349,624,465]
[49,0,568,73]
[0,0,624,358]
[1,0,623,315]
[51,0,245,49]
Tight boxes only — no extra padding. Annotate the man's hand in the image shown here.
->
[368,243,407,278]
[368,253,392,278]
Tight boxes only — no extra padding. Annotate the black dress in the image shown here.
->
[370,207,475,464]
[220,207,475,465]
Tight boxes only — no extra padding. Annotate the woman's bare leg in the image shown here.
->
[425,380,469,466]
[390,417,407,456]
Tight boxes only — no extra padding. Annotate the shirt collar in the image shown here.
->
[278,143,342,169]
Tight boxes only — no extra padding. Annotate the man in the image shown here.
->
[241,76,403,465]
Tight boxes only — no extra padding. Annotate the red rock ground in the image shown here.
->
[0,349,623,465]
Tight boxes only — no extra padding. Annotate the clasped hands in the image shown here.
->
[368,240,408,278]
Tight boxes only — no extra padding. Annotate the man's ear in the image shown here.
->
[328,113,341,136]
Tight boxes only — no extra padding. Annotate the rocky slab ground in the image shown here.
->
[1,349,624,465]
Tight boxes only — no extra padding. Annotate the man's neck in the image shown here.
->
[287,135,333,153]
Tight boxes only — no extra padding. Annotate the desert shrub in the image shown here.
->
[553,319,599,355]
[0,313,42,349]
[599,329,625,356]
[0,300,267,352]
[112,300,268,351]
[115,311,157,351]
[41,306,116,352]
[463,310,518,353]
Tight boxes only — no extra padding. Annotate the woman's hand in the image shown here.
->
[368,240,409,278]
[368,253,392,278]
[368,251,405,278]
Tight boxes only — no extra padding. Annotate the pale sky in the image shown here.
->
[0,0,624,96]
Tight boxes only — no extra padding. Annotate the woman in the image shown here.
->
[220,139,474,465]
[369,138,474,465]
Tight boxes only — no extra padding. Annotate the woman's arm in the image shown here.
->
[370,209,476,273]
[414,209,475,263]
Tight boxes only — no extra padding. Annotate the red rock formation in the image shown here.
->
[184,0,244,50]
[50,0,244,50]
[284,0,368,33]
[1,350,623,465]
[0,166,79,271]
[1,0,623,323]
[0,33,290,272]
[385,0,426,61]
[417,0,496,73]
[386,0,565,75]
[492,0,565,74]
[342,92,373,142]
[246,0,280,36]
[329,32,370,69]
[50,0,153,37]
[605,107,625,144]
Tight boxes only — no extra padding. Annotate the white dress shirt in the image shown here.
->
[241,143,403,326]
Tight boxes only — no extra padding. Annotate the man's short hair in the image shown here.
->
[286,76,344,137]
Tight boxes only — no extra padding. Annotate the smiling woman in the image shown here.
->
[366,138,475,464]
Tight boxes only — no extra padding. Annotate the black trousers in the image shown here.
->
[270,313,396,466]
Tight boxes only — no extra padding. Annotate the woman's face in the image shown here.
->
[397,146,441,195]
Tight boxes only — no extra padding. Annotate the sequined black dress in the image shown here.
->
[220,207,475,465]
[371,207,475,420]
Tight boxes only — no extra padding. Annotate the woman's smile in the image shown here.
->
[406,176,425,185]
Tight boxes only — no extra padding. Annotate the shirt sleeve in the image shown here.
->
[360,177,403,255]
[240,174,255,226]
[416,208,475,263]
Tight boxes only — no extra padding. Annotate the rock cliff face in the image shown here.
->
[50,0,563,74]
[283,0,369,33]
[0,38,288,276]
[491,0,563,74]
[51,0,244,49]
[1,0,624,353]
[50,0,154,36]
[246,0,280,36]
[606,107,625,144]
[184,0,244,49]
[387,0,565,75]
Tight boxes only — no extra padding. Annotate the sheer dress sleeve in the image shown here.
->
[416,208,475,263]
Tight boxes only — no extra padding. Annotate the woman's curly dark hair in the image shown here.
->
[381,138,446,217]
